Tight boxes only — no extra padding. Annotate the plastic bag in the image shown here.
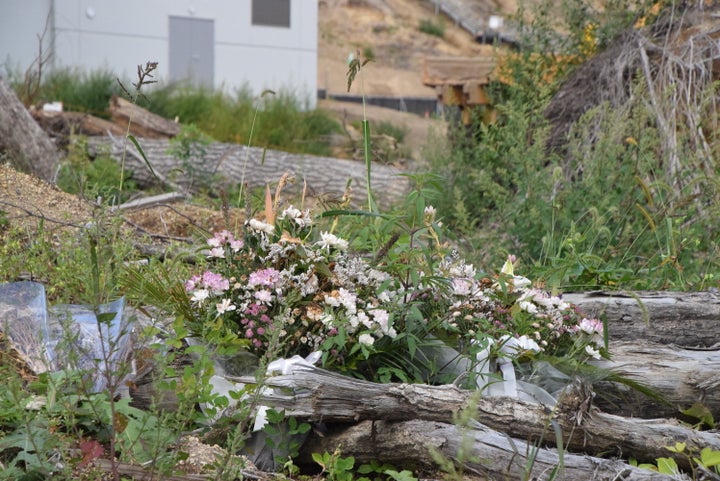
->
[0,281,132,393]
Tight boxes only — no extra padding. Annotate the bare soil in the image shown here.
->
[0,163,243,241]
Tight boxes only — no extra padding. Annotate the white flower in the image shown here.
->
[216,298,236,315]
[372,309,390,329]
[324,294,340,307]
[317,232,349,251]
[280,206,312,227]
[358,333,375,346]
[338,287,357,314]
[254,289,272,304]
[423,205,437,224]
[585,345,602,359]
[519,300,538,314]
[452,278,472,296]
[248,218,275,235]
[208,246,225,258]
[356,310,372,329]
[190,288,210,305]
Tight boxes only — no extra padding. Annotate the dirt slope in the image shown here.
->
[318,0,495,97]
[318,0,507,160]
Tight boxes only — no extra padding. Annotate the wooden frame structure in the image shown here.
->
[422,56,499,125]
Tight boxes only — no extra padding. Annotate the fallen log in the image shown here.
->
[86,136,410,208]
[257,364,720,469]
[299,419,684,481]
[564,290,720,348]
[109,95,181,138]
[0,77,60,183]
[33,110,127,138]
[592,340,720,419]
[113,191,187,211]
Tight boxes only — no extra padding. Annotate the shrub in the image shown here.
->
[145,84,342,156]
[37,67,120,116]
[428,0,719,291]
[419,18,445,38]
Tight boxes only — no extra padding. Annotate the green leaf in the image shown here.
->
[336,455,355,471]
[127,134,159,179]
[385,469,418,481]
[655,457,679,475]
[312,452,329,469]
[681,402,715,428]
[665,441,686,454]
[96,312,117,325]
[698,447,720,468]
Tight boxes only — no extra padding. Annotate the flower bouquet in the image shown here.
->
[183,202,608,392]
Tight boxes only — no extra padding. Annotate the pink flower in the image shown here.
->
[245,329,254,338]
[248,268,281,287]
[207,230,243,253]
[202,271,230,292]
[578,318,603,335]
[229,238,244,252]
[185,275,201,292]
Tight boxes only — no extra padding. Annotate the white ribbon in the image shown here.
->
[253,351,322,430]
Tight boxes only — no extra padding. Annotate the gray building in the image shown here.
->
[0,0,318,106]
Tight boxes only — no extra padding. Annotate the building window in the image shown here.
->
[252,0,291,28]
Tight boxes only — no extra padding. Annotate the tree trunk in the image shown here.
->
[299,419,685,481]
[86,136,410,208]
[256,364,720,469]
[0,77,60,183]
[564,290,720,348]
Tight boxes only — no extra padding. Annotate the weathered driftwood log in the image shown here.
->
[592,340,720,419]
[85,136,410,208]
[34,110,127,138]
[0,77,60,183]
[109,95,182,138]
[258,365,720,469]
[299,419,684,481]
[564,290,720,348]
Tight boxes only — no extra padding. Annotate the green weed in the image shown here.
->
[145,84,341,156]
[419,18,445,38]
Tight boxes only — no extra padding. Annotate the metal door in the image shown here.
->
[169,16,214,87]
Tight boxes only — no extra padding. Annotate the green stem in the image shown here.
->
[362,119,375,213]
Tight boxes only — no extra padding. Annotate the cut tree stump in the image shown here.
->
[0,77,60,183]
[256,364,720,470]
[86,136,410,208]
